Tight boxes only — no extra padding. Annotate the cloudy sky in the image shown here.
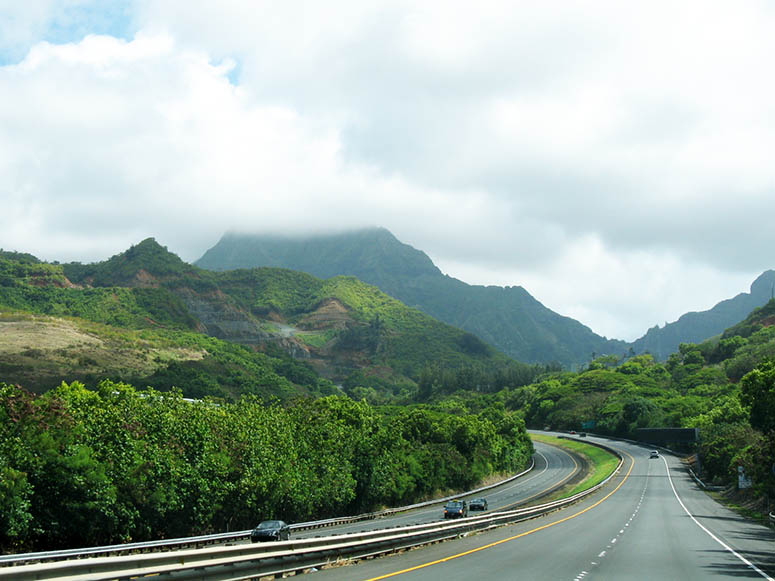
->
[2,1,774,341]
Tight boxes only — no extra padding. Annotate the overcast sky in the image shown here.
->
[1,1,773,341]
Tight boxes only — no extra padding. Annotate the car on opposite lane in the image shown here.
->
[251,520,290,542]
[469,498,488,511]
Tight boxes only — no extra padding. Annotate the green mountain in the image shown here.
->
[196,228,628,368]
[1,239,529,398]
[196,229,775,365]
[630,270,775,360]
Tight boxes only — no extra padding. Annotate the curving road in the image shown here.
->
[309,434,775,580]
[288,441,581,539]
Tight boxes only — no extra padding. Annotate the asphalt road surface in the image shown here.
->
[308,434,775,580]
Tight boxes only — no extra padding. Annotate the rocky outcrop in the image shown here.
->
[175,288,312,359]
[176,288,270,344]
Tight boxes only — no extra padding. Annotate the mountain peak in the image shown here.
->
[112,238,187,273]
[750,269,775,298]
[64,238,192,287]
[631,268,775,360]
[197,227,441,279]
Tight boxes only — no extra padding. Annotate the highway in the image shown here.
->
[309,434,775,580]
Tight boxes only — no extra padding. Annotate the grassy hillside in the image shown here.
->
[0,308,333,401]
[1,239,536,399]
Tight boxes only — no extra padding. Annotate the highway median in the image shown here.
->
[530,433,620,499]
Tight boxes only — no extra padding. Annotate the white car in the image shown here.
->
[649,450,660,458]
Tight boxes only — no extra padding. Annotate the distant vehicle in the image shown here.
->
[251,520,290,542]
[569,430,577,435]
[579,432,587,437]
[444,500,468,519]
[649,450,660,459]
[469,498,488,511]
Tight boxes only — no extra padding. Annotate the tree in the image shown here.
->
[740,360,775,433]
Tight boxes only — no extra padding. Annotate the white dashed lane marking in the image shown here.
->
[571,454,649,580]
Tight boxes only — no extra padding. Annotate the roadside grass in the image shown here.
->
[707,489,774,529]
[532,433,620,498]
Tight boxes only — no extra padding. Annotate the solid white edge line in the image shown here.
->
[662,456,774,580]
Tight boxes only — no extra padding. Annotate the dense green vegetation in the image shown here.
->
[0,381,532,552]
[62,239,197,285]
[0,254,68,287]
[0,285,200,330]
[0,241,538,552]
[197,229,775,367]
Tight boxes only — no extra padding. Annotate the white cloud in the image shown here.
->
[0,30,471,262]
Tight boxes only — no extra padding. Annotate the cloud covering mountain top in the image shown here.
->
[1,1,774,340]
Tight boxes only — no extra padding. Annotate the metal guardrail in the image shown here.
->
[0,444,624,581]
[0,458,537,567]
[770,511,775,527]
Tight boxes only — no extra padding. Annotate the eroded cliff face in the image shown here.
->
[174,287,313,359]
[176,288,266,343]
[170,290,378,374]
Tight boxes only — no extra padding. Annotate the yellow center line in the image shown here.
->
[365,448,635,581]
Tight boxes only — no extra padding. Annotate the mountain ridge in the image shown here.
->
[631,269,775,360]
[197,228,627,367]
[196,228,775,366]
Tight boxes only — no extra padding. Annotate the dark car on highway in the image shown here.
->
[251,520,290,542]
[469,498,488,511]
[444,500,468,519]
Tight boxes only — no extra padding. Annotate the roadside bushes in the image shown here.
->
[0,380,532,552]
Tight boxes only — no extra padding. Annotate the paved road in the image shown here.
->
[309,434,775,580]
[290,440,581,539]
